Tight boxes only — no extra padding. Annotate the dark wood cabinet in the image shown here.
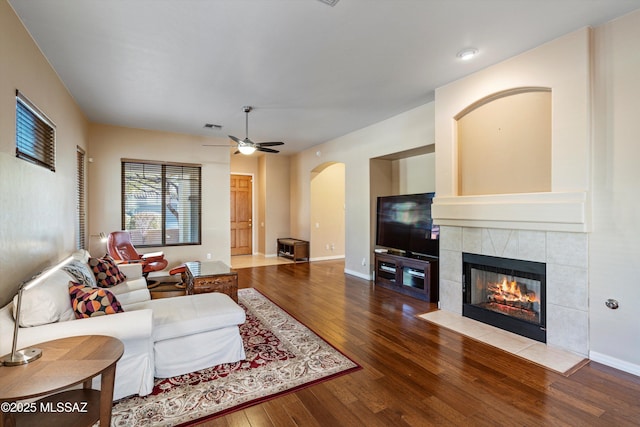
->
[277,238,309,262]
[374,251,438,302]
[184,261,238,302]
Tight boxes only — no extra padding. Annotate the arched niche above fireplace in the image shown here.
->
[455,87,552,196]
[433,29,590,232]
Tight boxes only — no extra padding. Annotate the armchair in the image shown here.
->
[107,231,168,277]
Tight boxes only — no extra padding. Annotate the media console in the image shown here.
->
[374,251,439,302]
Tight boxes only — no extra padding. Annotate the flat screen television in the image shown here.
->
[376,192,439,257]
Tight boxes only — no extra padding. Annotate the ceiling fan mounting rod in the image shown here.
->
[243,106,252,140]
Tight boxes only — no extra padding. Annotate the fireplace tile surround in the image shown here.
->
[438,226,589,357]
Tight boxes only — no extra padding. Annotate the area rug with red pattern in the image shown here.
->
[109,288,361,426]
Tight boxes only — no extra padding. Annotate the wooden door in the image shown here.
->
[230,175,252,255]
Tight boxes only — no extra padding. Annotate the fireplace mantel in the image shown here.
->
[432,190,588,233]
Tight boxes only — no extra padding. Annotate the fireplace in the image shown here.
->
[462,253,546,343]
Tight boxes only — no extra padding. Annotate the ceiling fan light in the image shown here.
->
[238,144,257,155]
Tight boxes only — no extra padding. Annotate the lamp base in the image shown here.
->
[1,348,42,366]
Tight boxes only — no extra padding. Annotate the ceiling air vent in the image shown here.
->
[204,123,222,129]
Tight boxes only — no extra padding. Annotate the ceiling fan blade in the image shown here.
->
[202,143,234,147]
[257,147,280,154]
[257,141,284,147]
[233,150,241,155]
[228,135,242,144]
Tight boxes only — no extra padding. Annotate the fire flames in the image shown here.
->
[487,277,536,308]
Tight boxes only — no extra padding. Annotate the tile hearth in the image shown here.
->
[418,310,588,375]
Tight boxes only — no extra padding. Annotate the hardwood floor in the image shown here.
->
[200,260,640,426]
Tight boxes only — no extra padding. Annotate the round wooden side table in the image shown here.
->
[0,335,123,427]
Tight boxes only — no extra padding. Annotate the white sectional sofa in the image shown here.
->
[0,250,246,400]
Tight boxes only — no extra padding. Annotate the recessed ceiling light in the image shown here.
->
[457,48,478,61]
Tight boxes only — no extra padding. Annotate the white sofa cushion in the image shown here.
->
[109,277,150,307]
[126,293,246,342]
[107,263,151,306]
[13,269,76,327]
[117,262,143,280]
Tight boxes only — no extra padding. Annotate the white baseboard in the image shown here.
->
[309,255,345,262]
[344,268,371,281]
[589,351,640,377]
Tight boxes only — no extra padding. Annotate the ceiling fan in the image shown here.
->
[205,106,284,155]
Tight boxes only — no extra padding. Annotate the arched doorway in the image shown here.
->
[310,162,345,260]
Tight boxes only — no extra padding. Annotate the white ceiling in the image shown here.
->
[9,0,640,155]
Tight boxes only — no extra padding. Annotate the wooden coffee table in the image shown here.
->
[184,261,238,302]
[0,335,123,427]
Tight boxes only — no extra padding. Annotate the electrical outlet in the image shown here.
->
[361,257,366,266]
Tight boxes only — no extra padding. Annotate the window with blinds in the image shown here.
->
[122,160,201,247]
[76,147,86,250]
[16,90,56,171]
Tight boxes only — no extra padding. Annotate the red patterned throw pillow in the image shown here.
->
[88,254,126,287]
[69,282,124,318]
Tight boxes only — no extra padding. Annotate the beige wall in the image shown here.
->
[310,163,345,260]
[394,153,436,195]
[290,102,436,279]
[0,2,89,306]
[262,155,291,256]
[88,123,232,267]
[258,156,267,254]
[590,9,640,374]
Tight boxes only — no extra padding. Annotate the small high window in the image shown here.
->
[15,90,56,171]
